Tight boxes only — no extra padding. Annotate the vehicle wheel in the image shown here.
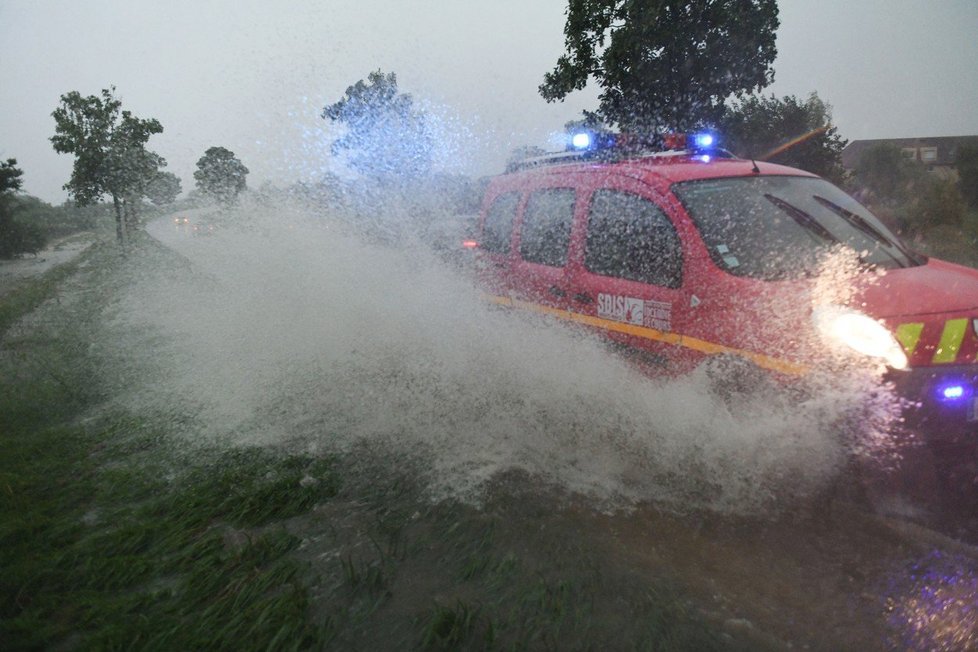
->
[700,354,776,409]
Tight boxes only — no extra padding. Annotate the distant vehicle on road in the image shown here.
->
[192,222,216,237]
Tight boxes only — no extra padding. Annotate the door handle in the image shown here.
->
[573,293,593,304]
[549,286,566,298]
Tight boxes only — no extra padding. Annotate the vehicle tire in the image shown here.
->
[700,354,777,409]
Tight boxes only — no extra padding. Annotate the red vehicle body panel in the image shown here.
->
[477,152,978,384]
[479,156,824,376]
[854,260,978,368]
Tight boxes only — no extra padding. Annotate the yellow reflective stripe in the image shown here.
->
[932,318,968,363]
[895,322,924,356]
[487,294,809,376]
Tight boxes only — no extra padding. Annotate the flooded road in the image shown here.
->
[615,505,978,650]
[136,205,978,649]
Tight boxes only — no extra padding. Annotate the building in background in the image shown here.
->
[843,136,978,176]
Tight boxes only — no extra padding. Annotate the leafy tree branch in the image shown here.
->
[541,0,779,132]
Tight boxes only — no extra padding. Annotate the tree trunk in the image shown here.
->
[112,196,125,245]
[125,195,140,233]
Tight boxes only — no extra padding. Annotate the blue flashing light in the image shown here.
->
[571,132,592,150]
[941,385,966,400]
[937,383,972,401]
[691,132,716,150]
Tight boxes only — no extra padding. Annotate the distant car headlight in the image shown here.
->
[813,305,908,370]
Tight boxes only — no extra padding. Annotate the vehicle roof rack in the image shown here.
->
[505,146,735,173]
[505,150,601,172]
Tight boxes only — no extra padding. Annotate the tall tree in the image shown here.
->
[540,0,779,132]
[322,70,432,183]
[109,111,165,228]
[50,87,164,244]
[719,93,848,184]
[193,147,249,204]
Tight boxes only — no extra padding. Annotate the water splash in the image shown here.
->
[101,196,902,514]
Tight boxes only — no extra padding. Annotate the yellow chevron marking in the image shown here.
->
[894,322,924,356]
[932,318,967,364]
[488,294,809,376]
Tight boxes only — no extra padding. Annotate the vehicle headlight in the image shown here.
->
[812,305,908,370]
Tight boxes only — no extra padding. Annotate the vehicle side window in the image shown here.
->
[481,191,520,254]
[584,189,683,288]
[519,188,575,267]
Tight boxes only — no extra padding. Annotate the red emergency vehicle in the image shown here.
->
[475,131,978,489]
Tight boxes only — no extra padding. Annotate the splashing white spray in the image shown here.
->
[101,197,902,514]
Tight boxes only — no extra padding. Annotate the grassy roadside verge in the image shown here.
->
[1,235,747,650]
[0,247,90,338]
[1,240,337,649]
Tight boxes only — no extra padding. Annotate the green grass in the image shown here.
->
[0,391,339,650]
[0,234,749,651]
[0,239,98,338]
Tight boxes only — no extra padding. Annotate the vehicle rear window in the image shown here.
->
[585,189,682,288]
[519,188,575,267]
[481,191,520,254]
[672,176,918,280]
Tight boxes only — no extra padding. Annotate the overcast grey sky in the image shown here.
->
[1,0,977,203]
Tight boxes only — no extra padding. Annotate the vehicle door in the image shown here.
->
[477,189,522,296]
[509,185,578,312]
[565,176,697,372]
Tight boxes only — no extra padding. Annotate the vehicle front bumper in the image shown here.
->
[887,363,978,446]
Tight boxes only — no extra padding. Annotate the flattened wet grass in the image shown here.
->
[1,402,339,649]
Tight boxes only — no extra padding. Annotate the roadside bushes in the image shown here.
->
[851,143,977,265]
[0,211,47,258]
[904,176,968,235]
[0,196,112,259]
